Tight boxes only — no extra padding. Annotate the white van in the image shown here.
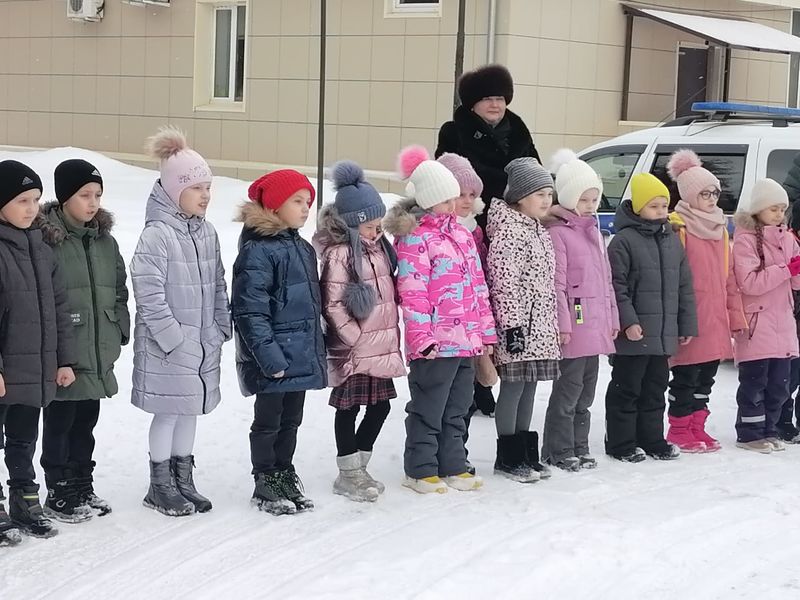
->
[579,102,800,234]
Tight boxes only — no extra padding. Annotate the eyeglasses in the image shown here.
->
[698,189,721,200]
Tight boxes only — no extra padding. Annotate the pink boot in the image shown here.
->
[691,408,721,452]
[666,414,707,453]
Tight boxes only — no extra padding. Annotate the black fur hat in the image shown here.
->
[457,64,514,110]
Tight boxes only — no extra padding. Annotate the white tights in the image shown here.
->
[148,414,197,463]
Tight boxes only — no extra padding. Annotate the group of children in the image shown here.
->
[1,123,800,545]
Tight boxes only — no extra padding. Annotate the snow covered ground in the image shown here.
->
[1,148,799,599]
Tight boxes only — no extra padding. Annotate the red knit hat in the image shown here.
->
[248,169,316,210]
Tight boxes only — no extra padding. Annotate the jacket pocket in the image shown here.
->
[273,323,314,379]
[744,303,766,340]
[70,309,93,372]
[103,309,123,364]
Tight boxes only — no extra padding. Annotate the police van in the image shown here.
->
[578,102,800,235]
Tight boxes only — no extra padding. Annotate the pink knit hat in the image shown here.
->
[437,152,484,198]
[667,149,720,209]
[146,126,212,204]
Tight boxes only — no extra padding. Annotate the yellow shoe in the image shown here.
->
[443,472,483,491]
[402,475,448,494]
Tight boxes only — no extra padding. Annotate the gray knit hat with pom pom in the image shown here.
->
[332,160,386,227]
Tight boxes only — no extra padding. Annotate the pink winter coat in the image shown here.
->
[313,207,406,388]
[669,217,746,367]
[543,205,619,359]
[732,213,800,365]
[384,199,497,362]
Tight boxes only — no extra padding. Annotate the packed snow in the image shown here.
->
[1,147,798,599]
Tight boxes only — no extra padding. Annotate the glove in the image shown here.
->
[505,327,525,355]
[789,256,800,277]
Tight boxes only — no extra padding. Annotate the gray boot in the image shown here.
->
[358,450,385,494]
[333,453,379,502]
[171,456,212,513]
[143,459,194,517]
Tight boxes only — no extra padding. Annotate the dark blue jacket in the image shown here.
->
[231,203,327,396]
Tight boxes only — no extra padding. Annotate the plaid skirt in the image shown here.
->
[329,374,397,410]
[498,359,560,383]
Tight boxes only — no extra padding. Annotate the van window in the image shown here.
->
[650,145,747,213]
[581,146,645,210]
[767,149,800,203]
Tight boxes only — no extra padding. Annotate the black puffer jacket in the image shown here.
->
[435,106,540,231]
[608,201,697,357]
[0,221,76,408]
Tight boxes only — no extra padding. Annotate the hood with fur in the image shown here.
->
[312,204,351,253]
[383,197,426,237]
[733,210,774,232]
[235,201,289,238]
[35,200,114,246]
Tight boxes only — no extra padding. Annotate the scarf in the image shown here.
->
[674,200,726,240]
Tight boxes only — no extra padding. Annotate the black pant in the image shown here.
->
[0,404,40,489]
[334,402,391,457]
[41,399,100,480]
[736,358,790,442]
[778,357,800,429]
[250,391,305,475]
[605,355,669,457]
[668,360,720,417]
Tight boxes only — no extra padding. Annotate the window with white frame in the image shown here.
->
[386,0,441,17]
[213,5,246,102]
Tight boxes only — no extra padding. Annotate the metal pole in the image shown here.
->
[487,0,496,63]
[316,0,327,215]
[453,0,466,111]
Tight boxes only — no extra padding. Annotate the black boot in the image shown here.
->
[252,472,296,516]
[44,467,93,524]
[278,467,314,511]
[494,435,538,483]
[521,431,552,479]
[0,487,22,547]
[9,485,58,538]
[171,455,212,513]
[143,459,194,517]
[74,463,111,517]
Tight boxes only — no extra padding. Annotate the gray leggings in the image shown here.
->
[495,380,537,436]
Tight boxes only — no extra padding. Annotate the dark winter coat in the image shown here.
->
[231,202,327,396]
[608,201,697,356]
[130,182,232,416]
[36,202,130,401]
[783,154,800,206]
[435,106,540,231]
[0,221,76,408]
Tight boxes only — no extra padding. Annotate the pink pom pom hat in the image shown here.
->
[667,149,720,209]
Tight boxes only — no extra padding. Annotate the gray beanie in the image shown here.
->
[503,157,554,204]
[332,160,386,227]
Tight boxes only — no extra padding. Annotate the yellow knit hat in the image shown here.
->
[630,173,670,214]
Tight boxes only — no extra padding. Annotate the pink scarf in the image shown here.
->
[675,200,726,240]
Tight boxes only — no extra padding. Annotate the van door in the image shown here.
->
[755,136,800,207]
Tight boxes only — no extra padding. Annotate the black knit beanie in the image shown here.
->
[0,160,43,210]
[54,159,103,205]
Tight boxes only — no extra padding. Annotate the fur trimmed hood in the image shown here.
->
[382,198,426,237]
[733,211,763,232]
[312,204,350,252]
[235,201,288,237]
[35,200,114,246]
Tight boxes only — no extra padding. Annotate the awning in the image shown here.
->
[622,4,800,55]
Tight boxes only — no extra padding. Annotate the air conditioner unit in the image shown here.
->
[67,0,104,22]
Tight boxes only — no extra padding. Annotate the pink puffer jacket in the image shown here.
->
[384,199,497,362]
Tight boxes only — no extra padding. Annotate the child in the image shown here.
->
[605,173,697,462]
[0,160,76,540]
[36,160,130,522]
[665,150,746,453]
[313,161,405,503]
[486,157,560,483]
[131,127,231,517]
[732,179,800,453]
[232,169,327,515]
[542,151,618,471]
[383,145,496,494]
[777,198,800,442]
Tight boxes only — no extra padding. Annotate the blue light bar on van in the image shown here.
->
[692,102,800,118]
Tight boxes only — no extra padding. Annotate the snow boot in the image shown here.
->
[143,459,194,517]
[610,447,647,463]
[358,450,385,494]
[44,468,93,524]
[494,435,539,483]
[690,408,721,452]
[171,455,212,513]
[777,421,799,443]
[402,475,448,494]
[766,437,786,452]
[0,488,22,547]
[646,442,681,461]
[278,467,314,512]
[74,463,111,516]
[666,414,707,453]
[333,453,379,503]
[252,472,296,515]
[443,472,483,491]
[548,456,581,472]
[736,439,773,453]
[8,485,58,538]
[465,459,476,476]
[578,454,597,469]
[521,431,551,479]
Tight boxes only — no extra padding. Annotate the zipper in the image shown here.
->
[366,248,382,300]
[656,227,667,347]
[294,233,321,372]
[83,236,102,379]
[188,223,208,414]
[27,232,46,406]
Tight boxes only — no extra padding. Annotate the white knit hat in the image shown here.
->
[747,178,789,216]
[549,149,603,211]
[397,145,461,210]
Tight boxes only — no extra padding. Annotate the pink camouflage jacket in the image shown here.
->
[383,198,497,362]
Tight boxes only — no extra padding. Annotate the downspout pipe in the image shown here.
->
[487,0,497,63]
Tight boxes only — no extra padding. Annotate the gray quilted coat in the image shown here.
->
[130,182,232,415]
